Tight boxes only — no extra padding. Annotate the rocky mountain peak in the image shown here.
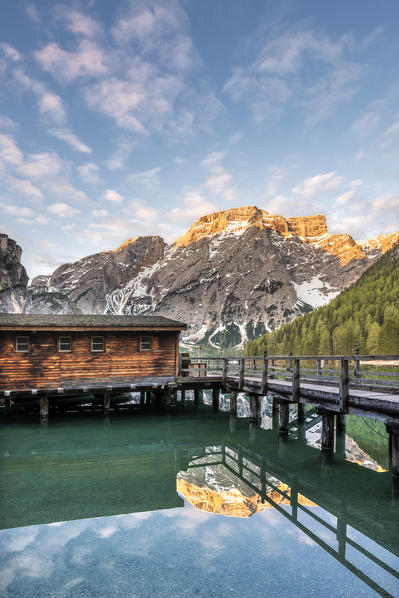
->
[0,234,30,312]
[358,231,399,257]
[173,206,366,266]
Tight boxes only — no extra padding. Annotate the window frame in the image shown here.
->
[91,335,105,353]
[140,335,153,352]
[58,336,72,353]
[16,335,30,353]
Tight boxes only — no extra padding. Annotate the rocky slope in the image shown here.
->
[9,206,399,348]
[31,236,166,313]
[104,207,378,348]
[0,234,30,312]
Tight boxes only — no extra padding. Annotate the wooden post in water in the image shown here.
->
[386,422,399,499]
[212,387,220,412]
[40,396,49,420]
[297,402,306,424]
[181,389,186,405]
[230,390,237,415]
[194,388,200,407]
[249,393,258,422]
[319,410,335,463]
[145,391,152,408]
[336,413,346,431]
[272,397,279,415]
[103,390,111,414]
[261,351,268,394]
[339,358,349,413]
[140,391,145,407]
[279,402,289,435]
[292,358,300,403]
[239,358,245,389]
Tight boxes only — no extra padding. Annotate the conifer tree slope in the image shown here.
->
[244,243,399,356]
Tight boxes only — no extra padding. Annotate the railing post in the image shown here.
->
[354,347,361,379]
[270,359,275,379]
[178,352,182,377]
[292,358,300,403]
[339,358,349,413]
[317,358,322,378]
[289,352,293,373]
[239,358,245,389]
[261,351,268,394]
[222,358,228,385]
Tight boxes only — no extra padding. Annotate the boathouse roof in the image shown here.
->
[0,313,187,330]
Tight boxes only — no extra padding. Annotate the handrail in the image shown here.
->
[185,354,399,361]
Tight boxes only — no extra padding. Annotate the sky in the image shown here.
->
[1,0,399,278]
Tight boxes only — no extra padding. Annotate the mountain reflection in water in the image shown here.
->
[0,408,398,597]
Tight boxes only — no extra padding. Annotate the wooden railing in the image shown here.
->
[180,353,399,403]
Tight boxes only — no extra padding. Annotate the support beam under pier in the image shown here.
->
[230,390,237,415]
[103,390,111,414]
[386,421,399,499]
[249,394,259,422]
[212,388,220,412]
[297,402,306,424]
[40,396,49,420]
[279,402,289,435]
[318,409,335,464]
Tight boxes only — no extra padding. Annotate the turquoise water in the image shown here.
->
[0,401,398,597]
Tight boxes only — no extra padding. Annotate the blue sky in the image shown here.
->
[1,0,399,278]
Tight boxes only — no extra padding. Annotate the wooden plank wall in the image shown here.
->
[0,331,178,390]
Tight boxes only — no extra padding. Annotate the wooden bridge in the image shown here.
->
[179,353,399,496]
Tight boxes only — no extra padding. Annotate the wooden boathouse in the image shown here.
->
[0,313,186,396]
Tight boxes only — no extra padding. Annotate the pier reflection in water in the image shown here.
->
[0,403,398,597]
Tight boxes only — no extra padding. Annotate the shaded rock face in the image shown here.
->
[0,234,30,313]
[31,236,166,314]
[106,219,370,348]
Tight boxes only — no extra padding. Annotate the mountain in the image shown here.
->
[31,206,396,349]
[30,236,166,313]
[244,241,399,356]
[3,206,397,349]
[0,234,30,313]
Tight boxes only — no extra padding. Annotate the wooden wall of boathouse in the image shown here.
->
[0,330,179,390]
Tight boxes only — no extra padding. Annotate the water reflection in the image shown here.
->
[0,411,397,597]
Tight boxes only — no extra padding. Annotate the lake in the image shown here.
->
[0,395,398,597]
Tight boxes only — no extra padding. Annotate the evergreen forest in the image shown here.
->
[244,243,399,356]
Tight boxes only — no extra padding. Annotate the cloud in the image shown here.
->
[13,68,66,123]
[0,115,18,130]
[35,40,109,81]
[123,199,159,221]
[352,110,381,139]
[102,189,124,203]
[201,151,237,201]
[292,172,344,198]
[128,167,161,189]
[77,162,100,184]
[18,152,63,179]
[0,202,35,218]
[0,43,21,62]
[56,9,102,39]
[49,128,92,153]
[224,23,370,124]
[381,121,399,149]
[0,133,23,166]
[25,4,40,24]
[106,138,135,170]
[45,180,88,203]
[8,176,43,198]
[48,203,80,218]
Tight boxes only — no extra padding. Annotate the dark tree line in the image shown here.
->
[244,244,399,356]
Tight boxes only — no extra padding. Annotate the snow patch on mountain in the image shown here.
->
[292,277,339,308]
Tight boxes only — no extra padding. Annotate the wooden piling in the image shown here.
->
[297,402,306,424]
[181,389,186,405]
[336,413,346,432]
[279,402,289,435]
[321,411,335,452]
[230,390,237,415]
[103,390,111,414]
[140,391,145,407]
[212,388,220,412]
[40,396,49,419]
[194,388,200,407]
[261,351,268,394]
[249,394,258,422]
[272,397,279,415]
[239,359,245,389]
[339,358,349,413]
[292,359,300,402]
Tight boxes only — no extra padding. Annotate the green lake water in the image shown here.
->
[0,396,398,597]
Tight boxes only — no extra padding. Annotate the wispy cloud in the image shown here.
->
[224,23,372,124]
[128,167,161,189]
[102,189,124,203]
[48,202,80,218]
[35,40,109,81]
[292,171,344,198]
[13,68,66,123]
[49,128,92,153]
[77,162,100,184]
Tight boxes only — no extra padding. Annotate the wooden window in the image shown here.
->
[59,336,72,352]
[16,336,29,352]
[91,336,104,352]
[140,336,152,351]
